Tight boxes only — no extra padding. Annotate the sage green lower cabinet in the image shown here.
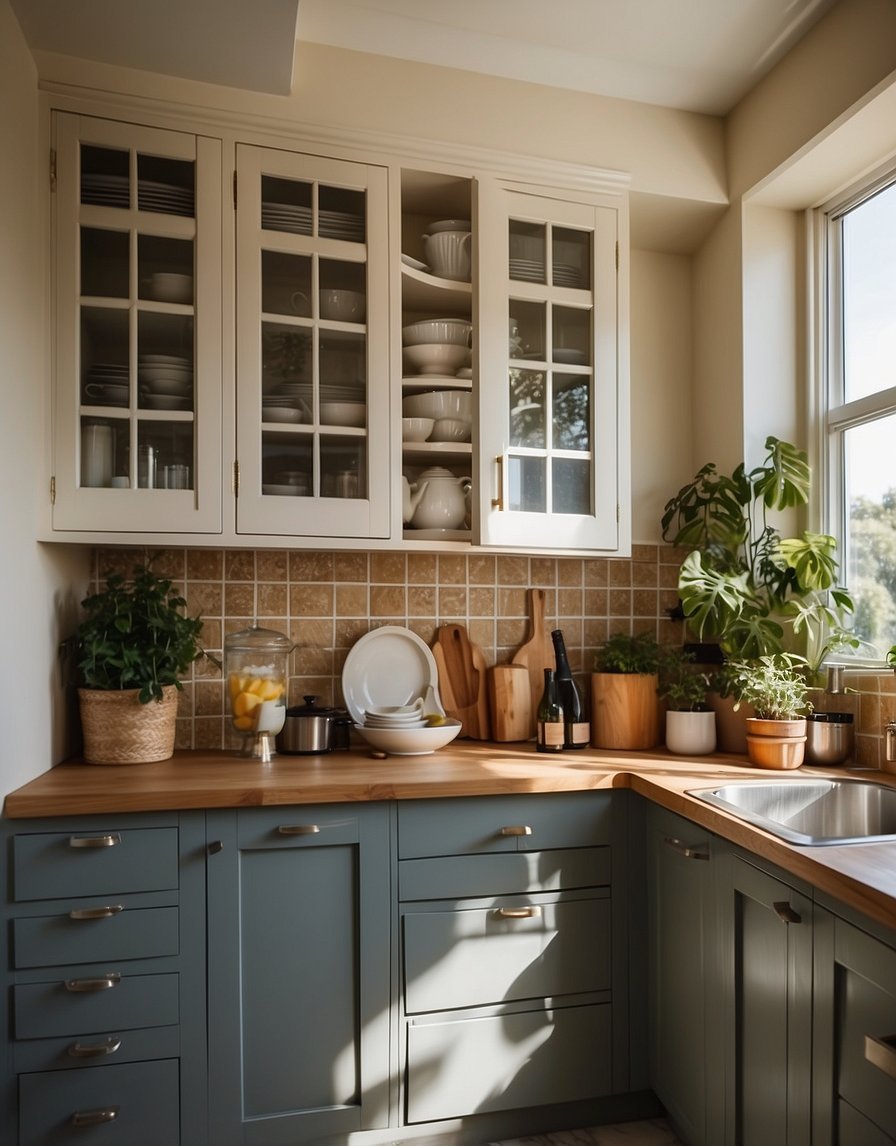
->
[205,804,392,1146]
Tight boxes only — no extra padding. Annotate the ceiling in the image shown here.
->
[12,0,837,116]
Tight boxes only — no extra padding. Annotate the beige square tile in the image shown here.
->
[609,560,631,587]
[439,586,468,616]
[289,551,334,582]
[632,561,659,588]
[334,618,369,649]
[293,617,333,653]
[584,587,608,617]
[558,558,584,586]
[149,549,186,580]
[584,558,610,586]
[609,588,632,617]
[225,550,255,581]
[496,554,529,585]
[334,551,369,581]
[558,587,584,618]
[257,583,288,616]
[408,584,437,616]
[530,556,557,586]
[497,617,528,649]
[195,716,226,750]
[194,680,223,717]
[468,553,497,584]
[632,543,659,563]
[498,586,528,617]
[224,582,255,618]
[470,586,496,616]
[371,584,406,616]
[633,589,660,618]
[335,583,369,617]
[186,582,223,619]
[407,552,437,583]
[295,645,334,676]
[256,549,289,581]
[291,583,335,617]
[438,554,467,584]
[371,552,406,583]
[187,549,223,580]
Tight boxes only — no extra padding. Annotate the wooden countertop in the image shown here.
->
[5,741,896,933]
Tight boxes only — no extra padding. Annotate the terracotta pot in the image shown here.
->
[78,685,179,765]
[744,716,807,770]
[590,673,660,750]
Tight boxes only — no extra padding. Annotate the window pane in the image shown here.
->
[842,182,896,403]
[845,415,896,657]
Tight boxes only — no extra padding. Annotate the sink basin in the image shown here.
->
[690,779,896,845]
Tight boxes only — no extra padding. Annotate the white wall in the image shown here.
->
[0,0,90,798]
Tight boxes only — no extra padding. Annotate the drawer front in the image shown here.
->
[13,828,178,901]
[838,961,896,1140]
[14,1024,180,1074]
[399,847,610,901]
[13,905,179,969]
[405,1001,611,1123]
[398,792,613,858]
[236,806,362,850]
[14,972,179,1040]
[19,1058,179,1145]
[404,896,611,1013]
[839,1099,896,1146]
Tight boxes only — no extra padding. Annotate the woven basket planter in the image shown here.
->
[78,685,178,765]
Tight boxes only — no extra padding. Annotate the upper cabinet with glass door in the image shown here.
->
[477,183,628,552]
[234,145,390,538]
[51,113,222,534]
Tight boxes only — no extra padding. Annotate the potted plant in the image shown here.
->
[661,437,856,670]
[591,632,662,749]
[727,653,811,769]
[657,647,716,755]
[887,645,896,671]
[68,561,205,764]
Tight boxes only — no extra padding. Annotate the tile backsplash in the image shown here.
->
[91,546,895,767]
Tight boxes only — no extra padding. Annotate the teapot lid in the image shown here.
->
[419,466,455,478]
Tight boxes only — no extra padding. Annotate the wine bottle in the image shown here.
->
[536,668,565,753]
[551,629,590,749]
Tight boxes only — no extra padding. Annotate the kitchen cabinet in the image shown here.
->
[205,803,391,1145]
[50,112,223,534]
[0,812,207,1146]
[396,791,630,1124]
[234,144,392,539]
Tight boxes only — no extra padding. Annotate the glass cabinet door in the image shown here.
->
[234,145,390,538]
[52,113,222,533]
[477,185,625,551]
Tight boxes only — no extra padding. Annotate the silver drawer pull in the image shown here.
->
[71,1107,119,1127]
[65,972,121,993]
[773,901,802,925]
[865,1034,896,1081]
[494,905,542,919]
[499,825,533,837]
[69,833,121,849]
[69,905,124,920]
[663,836,710,861]
[68,1036,122,1058]
[277,824,321,835]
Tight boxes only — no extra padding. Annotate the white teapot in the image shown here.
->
[401,474,429,525]
[410,467,472,530]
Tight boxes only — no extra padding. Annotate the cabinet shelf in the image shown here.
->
[402,265,471,315]
[402,375,472,394]
[402,441,471,462]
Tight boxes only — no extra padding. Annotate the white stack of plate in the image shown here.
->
[138,354,193,410]
[319,209,364,242]
[83,363,129,407]
[509,258,545,282]
[553,263,586,288]
[137,180,194,216]
[81,173,129,208]
[364,704,427,729]
[262,201,312,235]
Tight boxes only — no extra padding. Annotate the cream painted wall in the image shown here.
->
[0,0,90,797]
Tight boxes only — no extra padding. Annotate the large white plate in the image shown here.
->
[342,625,444,725]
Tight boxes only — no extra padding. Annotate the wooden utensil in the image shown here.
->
[487,664,531,742]
[511,588,554,737]
[431,623,491,739]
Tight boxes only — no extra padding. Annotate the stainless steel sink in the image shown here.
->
[690,779,896,845]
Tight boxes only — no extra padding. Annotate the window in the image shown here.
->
[818,170,896,661]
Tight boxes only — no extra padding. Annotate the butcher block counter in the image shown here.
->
[4,741,896,930]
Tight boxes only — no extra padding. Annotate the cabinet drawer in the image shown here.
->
[14,972,178,1039]
[399,846,610,901]
[839,1099,896,1146]
[236,806,363,849]
[13,905,179,969]
[838,961,896,1140]
[13,828,178,901]
[398,793,613,858]
[405,1001,611,1123]
[14,1024,180,1074]
[404,895,610,1013]
[19,1058,179,1145]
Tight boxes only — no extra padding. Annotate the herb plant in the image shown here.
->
[727,653,811,721]
[593,632,662,675]
[657,647,711,711]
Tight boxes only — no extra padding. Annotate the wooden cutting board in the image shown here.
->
[431,623,490,739]
[511,588,554,737]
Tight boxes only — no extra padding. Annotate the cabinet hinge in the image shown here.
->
[232,460,239,496]
[50,476,56,504]
[49,149,57,192]
[615,240,618,271]
[232,170,237,210]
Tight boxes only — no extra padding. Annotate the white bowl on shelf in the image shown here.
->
[356,718,462,755]
[320,400,366,426]
[149,272,193,303]
[403,343,471,376]
[402,417,434,442]
[402,390,473,421]
[430,417,471,443]
[402,318,472,347]
[320,289,365,322]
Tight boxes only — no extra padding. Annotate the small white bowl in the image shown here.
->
[402,390,473,421]
[356,718,462,755]
[320,400,366,427]
[402,318,472,347]
[320,289,366,322]
[403,344,471,376]
[402,417,434,442]
[430,417,471,443]
[150,272,193,303]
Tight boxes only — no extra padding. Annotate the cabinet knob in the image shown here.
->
[499,824,533,837]
[494,905,542,919]
[68,1036,122,1058]
[68,833,121,849]
[772,900,802,925]
[277,824,321,835]
[65,972,121,993]
[71,1108,119,1127]
[68,904,124,920]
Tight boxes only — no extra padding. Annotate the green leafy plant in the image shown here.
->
[657,647,712,711]
[69,561,205,704]
[887,645,896,670]
[727,653,811,721]
[661,436,856,667]
[594,632,662,675]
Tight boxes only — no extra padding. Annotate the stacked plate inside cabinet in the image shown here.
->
[83,363,129,407]
[319,209,364,242]
[509,258,545,282]
[262,201,312,234]
[137,180,194,217]
[81,173,129,208]
[138,354,193,410]
[553,263,586,288]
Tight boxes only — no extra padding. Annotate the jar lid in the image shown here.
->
[224,623,293,652]
[808,711,854,723]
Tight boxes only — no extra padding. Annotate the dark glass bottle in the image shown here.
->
[551,629,590,749]
[536,668,565,753]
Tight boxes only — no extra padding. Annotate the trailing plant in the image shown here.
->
[68,561,205,704]
[657,647,712,712]
[593,631,662,675]
[727,653,811,721]
[661,436,856,665]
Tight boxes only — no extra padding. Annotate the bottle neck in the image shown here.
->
[551,630,571,678]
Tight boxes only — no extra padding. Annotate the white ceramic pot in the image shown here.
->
[409,467,471,530]
[423,231,472,281]
[665,709,717,756]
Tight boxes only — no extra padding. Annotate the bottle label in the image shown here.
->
[566,721,591,748]
[537,721,565,748]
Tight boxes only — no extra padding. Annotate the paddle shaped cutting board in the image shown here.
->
[431,623,490,739]
[511,588,554,737]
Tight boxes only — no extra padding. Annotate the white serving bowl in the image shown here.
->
[402,416,434,442]
[356,718,462,755]
[402,390,473,421]
[320,400,366,427]
[150,272,193,303]
[403,343,471,376]
[138,375,192,397]
[430,417,471,443]
[402,318,472,347]
[320,289,366,322]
